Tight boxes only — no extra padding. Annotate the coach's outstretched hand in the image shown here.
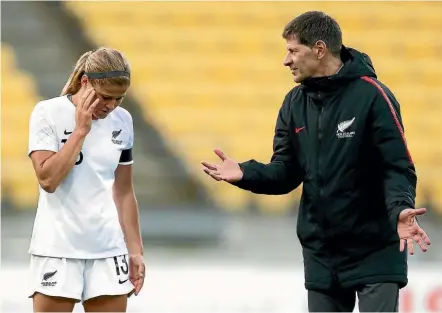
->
[397,207,431,255]
[201,148,243,183]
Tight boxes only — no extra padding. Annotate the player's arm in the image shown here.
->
[232,91,304,195]
[113,161,143,256]
[28,103,88,193]
[112,112,143,256]
[113,156,145,295]
[367,78,417,230]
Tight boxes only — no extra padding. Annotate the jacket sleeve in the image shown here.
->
[369,80,417,230]
[231,91,304,195]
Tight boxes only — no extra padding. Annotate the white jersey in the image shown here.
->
[28,95,134,259]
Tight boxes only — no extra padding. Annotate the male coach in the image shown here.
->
[202,11,432,312]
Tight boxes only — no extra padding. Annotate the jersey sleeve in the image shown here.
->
[118,110,134,165]
[28,102,58,156]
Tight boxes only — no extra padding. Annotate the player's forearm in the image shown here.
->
[116,192,144,255]
[39,130,87,193]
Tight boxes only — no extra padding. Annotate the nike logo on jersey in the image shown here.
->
[119,278,129,284]
[64,130,73,135]
[295,127,305,133]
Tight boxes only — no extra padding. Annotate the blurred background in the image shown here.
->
[1,1,442,312]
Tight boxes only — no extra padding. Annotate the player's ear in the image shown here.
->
[80,75,89,87]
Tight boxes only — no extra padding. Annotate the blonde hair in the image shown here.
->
[61,47,131,96]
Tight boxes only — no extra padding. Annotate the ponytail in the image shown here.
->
[60,51,91,96]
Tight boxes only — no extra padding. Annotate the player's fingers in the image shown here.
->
[201,161,218,170]
[399,239,405,252]
[87,98,100,113]
[135,278,144,295]
[79,88,93,108]
[138,263,145,278]
[407,239,414,255]
[214,148,227,161]
[80,88,94,108]
[83,90,97,110]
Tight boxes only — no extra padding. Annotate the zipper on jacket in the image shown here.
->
[317,104,324,197]
[317,95,338,284]
[317,101,330,269]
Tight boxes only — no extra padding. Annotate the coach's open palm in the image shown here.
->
[397,207,431,255]
[201,148,243,183]
[129,254,145,296]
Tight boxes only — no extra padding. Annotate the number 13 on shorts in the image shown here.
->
[113,255,129,284]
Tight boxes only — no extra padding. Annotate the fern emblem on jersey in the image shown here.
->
[112,129,123,145]
[337,117,356,139]
[112,129,122,138]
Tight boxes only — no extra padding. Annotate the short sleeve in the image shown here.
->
[118,110,134,165]
[28,102,58,156]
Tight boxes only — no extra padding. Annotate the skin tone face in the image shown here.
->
[77,75,129,119]
[283,35,341,83]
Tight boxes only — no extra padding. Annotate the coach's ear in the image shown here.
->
[314,40,327,60]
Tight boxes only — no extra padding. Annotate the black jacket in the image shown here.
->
[234,46,416,291]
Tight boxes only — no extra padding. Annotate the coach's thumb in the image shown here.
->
[414,207,427,216]
[214,148,227,161]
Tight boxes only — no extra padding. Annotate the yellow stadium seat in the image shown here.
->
[1,43,42,209]
[65,2,442,214]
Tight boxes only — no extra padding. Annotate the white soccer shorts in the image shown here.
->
[28,254,135,302]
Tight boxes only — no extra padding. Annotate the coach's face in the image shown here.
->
[283,36,322,83]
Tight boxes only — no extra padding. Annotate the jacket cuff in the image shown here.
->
[388,205,409,231]
[230,162,254,190]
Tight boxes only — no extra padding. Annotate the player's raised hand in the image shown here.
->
[201,148,243,183]
[75,87,99,135]
[129,253,145,296]
[397,207,431,255]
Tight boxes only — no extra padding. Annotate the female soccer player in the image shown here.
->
[27,47,145,312]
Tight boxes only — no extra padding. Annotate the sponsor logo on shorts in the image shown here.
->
[41,270,57,287]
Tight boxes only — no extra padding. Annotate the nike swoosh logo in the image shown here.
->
[64,130,73,135]
[295,127,305,134]
[119,279,129,284]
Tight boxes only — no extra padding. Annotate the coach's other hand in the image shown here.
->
[201,148,243,183]
[398,208,431,255]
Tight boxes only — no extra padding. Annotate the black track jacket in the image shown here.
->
[233,46,416,291]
